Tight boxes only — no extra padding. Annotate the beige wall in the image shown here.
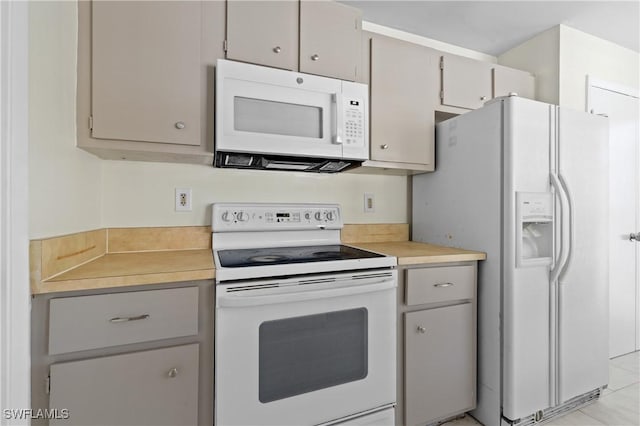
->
[498,26,560,105]
[28,1,409,239]
[558,25,639,111]
[29,1,103,239]
[101,162,409,228]
[498,24,639,110]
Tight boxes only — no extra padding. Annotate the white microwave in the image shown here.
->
[215,59,369,173]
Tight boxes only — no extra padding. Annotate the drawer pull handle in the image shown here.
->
[433,282,454,288]
[416,326,426,334]
[109,314,150,323]
[168,367,178,378]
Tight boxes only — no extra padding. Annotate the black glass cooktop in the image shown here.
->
[217,244,384,268]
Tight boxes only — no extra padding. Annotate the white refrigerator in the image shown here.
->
[412,96,609,426]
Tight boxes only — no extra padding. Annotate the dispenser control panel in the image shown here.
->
[520,193,553,222]
[516,192,553,267]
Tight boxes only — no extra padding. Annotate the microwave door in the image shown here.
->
[218,78,343,158]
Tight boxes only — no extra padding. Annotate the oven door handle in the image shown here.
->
[217,279,396,308]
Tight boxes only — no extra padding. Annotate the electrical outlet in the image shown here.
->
[175,188,192,212]
[364,193,375,213]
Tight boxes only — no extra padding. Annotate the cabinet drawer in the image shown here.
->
[49,287,198,355]
[405,266,474,305]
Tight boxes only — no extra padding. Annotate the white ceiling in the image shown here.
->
[339,1,640,56]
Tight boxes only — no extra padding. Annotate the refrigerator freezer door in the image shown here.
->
[556,108,609,402]
[501,97,555,421]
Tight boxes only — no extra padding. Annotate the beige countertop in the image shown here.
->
[30,227,215,294]
[349,241,486,265]
[36,249,215,294]
[30,225,485,294]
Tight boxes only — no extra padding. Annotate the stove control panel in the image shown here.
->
[212,203,342,232]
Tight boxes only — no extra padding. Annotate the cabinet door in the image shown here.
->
[49,344,199,426]
[370,35,438,167]
[405,304,475,426]
[91,2,204,146]
[226,1,298,71]
[441,54,492,110]
[299,0,361,81]
[493,66,535,100]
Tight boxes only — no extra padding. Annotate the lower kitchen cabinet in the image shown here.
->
[49,344,198,426]
[31,281,214,426]
[405,304,475,426]
[397,262,478,426]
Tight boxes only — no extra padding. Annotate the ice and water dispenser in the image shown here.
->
[516,192,553,267]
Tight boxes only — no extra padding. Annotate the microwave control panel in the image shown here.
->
[344,98,365,146]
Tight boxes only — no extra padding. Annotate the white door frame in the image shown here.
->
[587,75,640,354]
[0,1,30,424]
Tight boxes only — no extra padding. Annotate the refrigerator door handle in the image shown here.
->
[557,173,574,284]
[549,172,569,284]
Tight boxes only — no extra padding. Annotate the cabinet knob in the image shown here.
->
[311,54,320,61]
[167,368,178,378]
[380,144,389,150]
[175,121,186,130]
[273,46,281,53]
[480,96,487,101]
[630,232,640,241]
[416,326,426,334]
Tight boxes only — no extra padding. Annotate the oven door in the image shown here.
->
[215,270,397,426]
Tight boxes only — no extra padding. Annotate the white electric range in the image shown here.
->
[212,203,397,426]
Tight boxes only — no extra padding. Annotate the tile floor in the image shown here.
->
[441,351,640,426]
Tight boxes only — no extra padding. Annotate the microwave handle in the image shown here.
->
[332,93,343,145]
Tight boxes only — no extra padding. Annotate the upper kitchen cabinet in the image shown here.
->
[366,34,439,173]
[225,0,362,81]
[226,1,299,71]
[440,54,493,110]
[77,1,224,164]
[493,65,535,99]
[299,0,362,81]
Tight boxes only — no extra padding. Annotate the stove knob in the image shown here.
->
[237,211,249,222]
[221,211,232,222]
[304,212,311,220]
[314,211,323,221]
[326,211,335,221]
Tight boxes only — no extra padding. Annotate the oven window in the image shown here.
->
[258,308,368,403]
[234,97,323,139]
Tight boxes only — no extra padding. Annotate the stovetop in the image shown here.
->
[211,203,397,282]
[217,244,385,268]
